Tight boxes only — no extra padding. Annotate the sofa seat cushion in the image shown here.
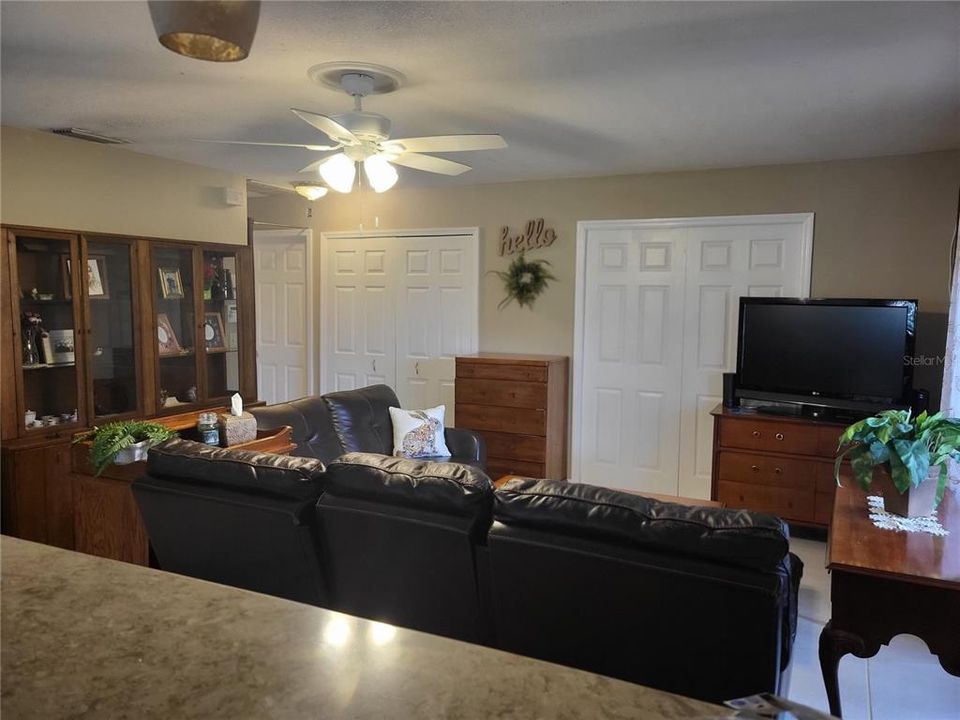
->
[147,438,326,500]
[326,452,493,518]
[495,478,790,572]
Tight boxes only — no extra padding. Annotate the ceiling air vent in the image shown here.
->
[50,128,130,145]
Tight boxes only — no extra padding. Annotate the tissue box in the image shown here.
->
[218,411,257,447]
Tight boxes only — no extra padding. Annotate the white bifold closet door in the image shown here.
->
[323,230,479,425]
[575,214,813,499]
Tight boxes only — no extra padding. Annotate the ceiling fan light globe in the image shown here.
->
[364,155,398,193]
[293,183,327,201]
[319,153,356,193]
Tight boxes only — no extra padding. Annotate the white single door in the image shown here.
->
[324,235,398,392]
[677,220,812,498]
[254,229,313,404]
[575,214,813,497]
[578,225,687,493]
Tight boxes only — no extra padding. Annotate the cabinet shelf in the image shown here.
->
[20,298,72,306]
[23,362,76,370]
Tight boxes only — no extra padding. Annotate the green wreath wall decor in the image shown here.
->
[490,251,556,310]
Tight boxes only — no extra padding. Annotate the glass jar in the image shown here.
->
[197,412,220,446]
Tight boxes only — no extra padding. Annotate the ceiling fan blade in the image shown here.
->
[194,139,340,152]
[382,134,506,154]
[291,108,360,146]
[390,153,471,176]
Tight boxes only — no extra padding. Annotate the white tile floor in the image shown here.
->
[784,536,960,719]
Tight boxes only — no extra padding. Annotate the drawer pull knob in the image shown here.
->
[751,465,760,472]
[775,433,784,441]
[774,467,783,474]
[752,430,761,438]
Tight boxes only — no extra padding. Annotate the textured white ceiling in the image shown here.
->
[2,1,958,189]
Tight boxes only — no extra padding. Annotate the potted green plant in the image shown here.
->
[835,409,960,517]
[75,421,177,475]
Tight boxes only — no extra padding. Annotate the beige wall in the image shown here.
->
[252,150,959,404]
[1,126,248,244]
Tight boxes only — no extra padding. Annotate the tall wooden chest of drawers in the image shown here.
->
[455,353,569,480]
[710,405,848,527]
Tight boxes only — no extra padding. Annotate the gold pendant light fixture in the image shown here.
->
[149,1,261,62]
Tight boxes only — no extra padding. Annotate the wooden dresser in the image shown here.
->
[455,353,568,480]
[710,405,847,527]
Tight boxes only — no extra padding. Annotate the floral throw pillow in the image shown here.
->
[389,405,451,459]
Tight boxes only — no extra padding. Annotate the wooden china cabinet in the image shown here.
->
[0,225,257,559]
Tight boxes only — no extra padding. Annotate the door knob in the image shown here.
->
[752,430,761,438]
[751,465,760,472]
[415,362,420,376]
[775,433,784,441]
[372,359,377,372]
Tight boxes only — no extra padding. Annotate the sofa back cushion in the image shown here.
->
[249,396,342,463]
[136,439,328,606]
[146,438,326,500]
[325,452,493,519]
[495,478,789,572]
[317,452,495,643]
[322,384,399,456]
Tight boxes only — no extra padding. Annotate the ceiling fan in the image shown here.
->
[201,70,507,194]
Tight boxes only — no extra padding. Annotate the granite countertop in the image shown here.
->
[1,537,729,719]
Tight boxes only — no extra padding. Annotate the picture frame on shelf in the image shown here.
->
[39,333,54,366]
[158,267,185,299]
[48,329,75,364]
[156,313,183,356]
[203,312,227,351]
[62,256,110,299]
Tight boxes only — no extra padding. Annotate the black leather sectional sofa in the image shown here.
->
[132,386,802,704]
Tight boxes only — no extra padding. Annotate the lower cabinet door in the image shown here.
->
[74,475,150,566]
[1,443,75,550]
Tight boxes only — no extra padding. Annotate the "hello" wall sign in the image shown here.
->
[499,218,558,256]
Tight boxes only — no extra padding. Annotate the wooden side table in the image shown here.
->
[819,482,960,717]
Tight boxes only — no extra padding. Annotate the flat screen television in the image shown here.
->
[735,298,916,415]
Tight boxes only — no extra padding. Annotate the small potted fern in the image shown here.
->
[835,409,960,517]
[75,421,177,475]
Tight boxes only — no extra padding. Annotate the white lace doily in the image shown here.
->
[866,495,949,536]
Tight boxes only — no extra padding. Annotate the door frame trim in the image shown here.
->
[252,227,316,398]
[572,213,814,483]
[318,227,481,395]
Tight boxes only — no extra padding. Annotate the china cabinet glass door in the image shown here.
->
[152,244,200,412]
[12,231,85,432]
[83,237,141,420]
[200,249,242,402]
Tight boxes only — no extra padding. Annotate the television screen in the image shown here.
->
[737,299,915,403]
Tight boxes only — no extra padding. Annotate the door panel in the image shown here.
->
[578,227,686,494]
[677,221,809,498]
[393,234,478,425]
[324,237,397,393]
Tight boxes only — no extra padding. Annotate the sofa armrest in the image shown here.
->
[779,551,804,670]
[444,427,486,464]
